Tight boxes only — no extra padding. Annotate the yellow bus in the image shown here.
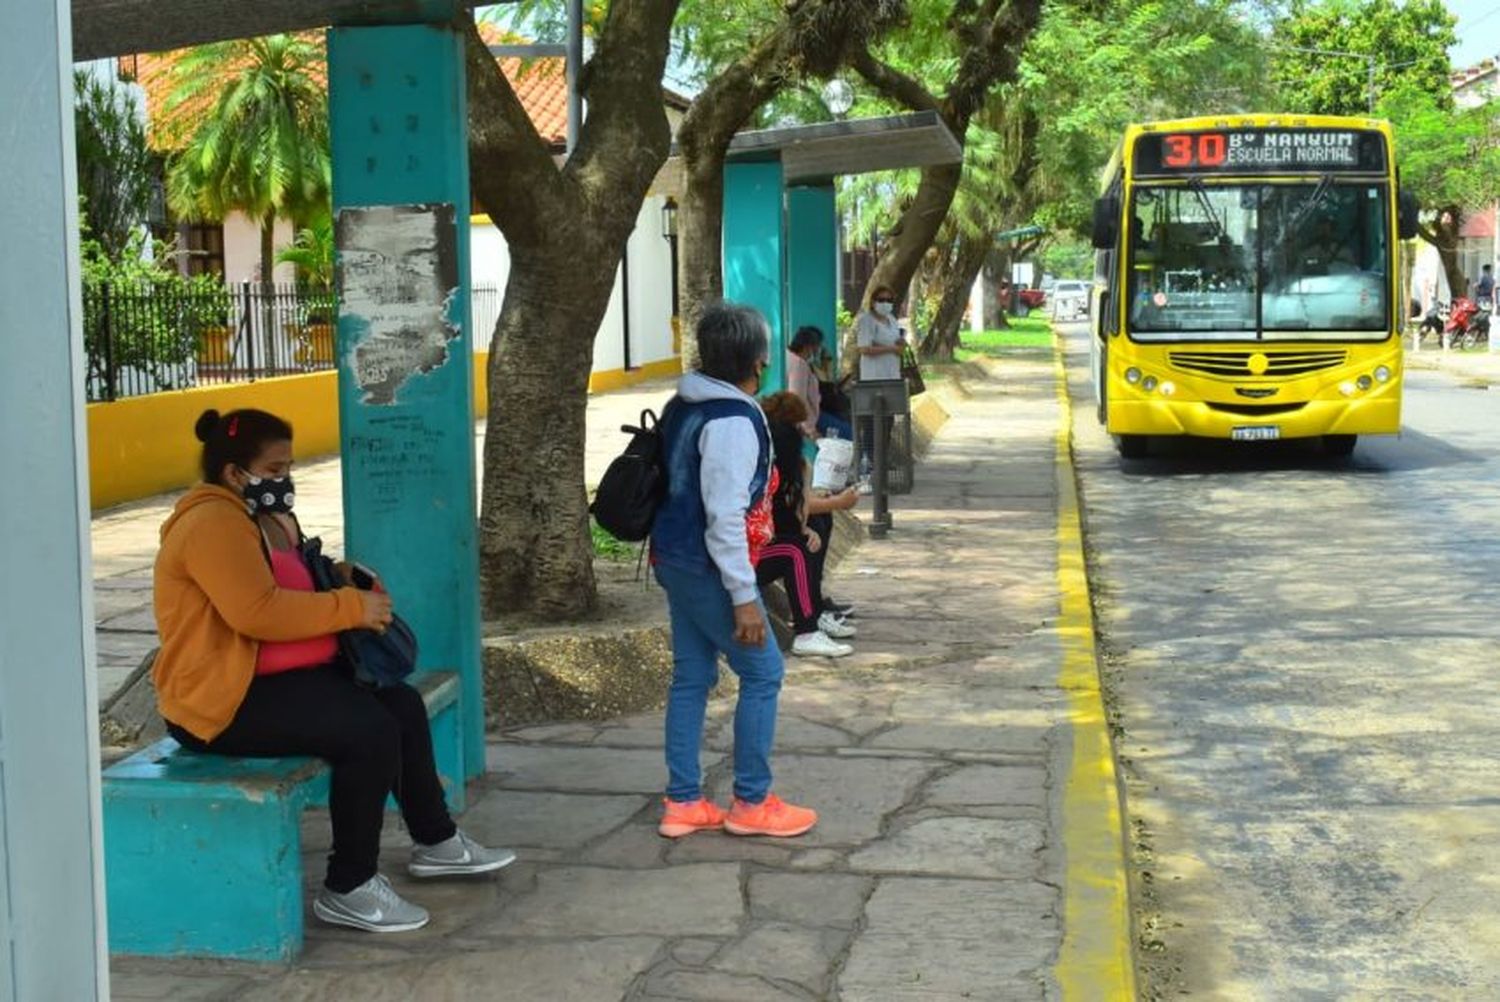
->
[1089,114,1419,458]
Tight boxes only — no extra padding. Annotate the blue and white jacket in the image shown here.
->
[650,371,772,606]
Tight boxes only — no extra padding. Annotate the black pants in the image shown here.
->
[756,534,824,634]
[167,665,456,893]
[806,513,834,611]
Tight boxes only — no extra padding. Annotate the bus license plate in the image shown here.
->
[1231,426,1280,441]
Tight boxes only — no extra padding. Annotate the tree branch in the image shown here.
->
[568,0,682,206]
[850,49,942,116]
[463,18,570,249]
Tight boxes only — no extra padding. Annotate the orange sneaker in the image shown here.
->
[723,794,818,838]
[658,798,728,838]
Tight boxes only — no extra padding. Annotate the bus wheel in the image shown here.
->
[1116,434,1148,459]
[1322,434,1357,457]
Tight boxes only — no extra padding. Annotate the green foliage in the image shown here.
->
[80,212,233,394]
[1269,0,1455,117]
[590,519,637,562]
[1040,237,1093,279]
[959,319,1053,358]
[165,35,330,232]
[1380,82,1500,218]
[73,69,156,261]
[275,212,335,290]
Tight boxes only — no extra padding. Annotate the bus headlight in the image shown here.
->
[1339,382,1356,396]
[1159,381,1175,396]
[1374,365,1392,383]
[1125,367,1142,385]
[1142,375,1159,391]
[1357,374,1373,391]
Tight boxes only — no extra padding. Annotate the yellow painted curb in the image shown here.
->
[1051,331,1138,1000]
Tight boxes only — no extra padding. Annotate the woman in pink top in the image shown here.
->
[787,326,853,440]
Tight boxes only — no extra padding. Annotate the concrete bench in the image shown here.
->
[103,671,464,962]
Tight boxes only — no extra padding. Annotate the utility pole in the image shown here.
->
[1275,44,1379,112]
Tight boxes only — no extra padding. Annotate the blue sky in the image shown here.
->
[1449,0,1499,70]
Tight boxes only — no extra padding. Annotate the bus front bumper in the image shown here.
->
[1107,390,1401,439]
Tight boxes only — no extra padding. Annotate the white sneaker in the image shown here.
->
[818,611,857,639]
[791,631,853,658]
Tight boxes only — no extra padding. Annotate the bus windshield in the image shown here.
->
[1126,182,1389,341]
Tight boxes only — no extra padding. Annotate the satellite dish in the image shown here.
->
[821,78,854,117]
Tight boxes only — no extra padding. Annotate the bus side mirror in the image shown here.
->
[1398,190,1420,241]
[1092,197,1119,249]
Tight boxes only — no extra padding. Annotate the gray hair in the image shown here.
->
[696,301,769,385]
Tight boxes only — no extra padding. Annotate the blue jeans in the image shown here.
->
[655,563,784,804]
[817,412,853,440]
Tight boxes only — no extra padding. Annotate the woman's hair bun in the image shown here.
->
[194,409,222,443]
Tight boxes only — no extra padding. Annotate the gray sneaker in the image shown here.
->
[312,874,429,933]
[409,829,517,878]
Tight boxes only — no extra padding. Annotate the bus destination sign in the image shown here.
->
[1133,129,1386,176]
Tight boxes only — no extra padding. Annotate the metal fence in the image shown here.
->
[84,282,504,402]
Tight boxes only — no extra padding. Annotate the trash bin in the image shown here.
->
[851,379,913,538]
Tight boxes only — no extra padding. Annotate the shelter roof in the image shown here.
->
[725,111,962,184]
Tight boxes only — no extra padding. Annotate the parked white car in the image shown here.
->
[1051,280,1091,321]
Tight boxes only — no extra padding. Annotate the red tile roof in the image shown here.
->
[124,27,571,152]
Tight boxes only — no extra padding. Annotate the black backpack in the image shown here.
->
[590,404,674,542]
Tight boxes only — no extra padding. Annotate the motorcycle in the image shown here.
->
[1447,297,1491,350]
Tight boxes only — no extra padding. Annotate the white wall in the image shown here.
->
[471,194,678,374]
[222,212,296,285]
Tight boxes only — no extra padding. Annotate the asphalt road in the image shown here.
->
[1062,322,1500,1000]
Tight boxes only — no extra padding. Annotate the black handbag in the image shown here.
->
[300,537,418,688]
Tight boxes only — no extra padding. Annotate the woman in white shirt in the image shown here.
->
[854,286,906,475]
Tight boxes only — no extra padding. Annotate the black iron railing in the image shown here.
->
[84,282,502,402]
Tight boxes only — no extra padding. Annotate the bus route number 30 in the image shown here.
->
[1163,133,1226,169]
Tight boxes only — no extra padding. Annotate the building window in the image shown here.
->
[178,223,226,277]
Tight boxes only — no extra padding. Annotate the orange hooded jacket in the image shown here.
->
[152,484,367,741]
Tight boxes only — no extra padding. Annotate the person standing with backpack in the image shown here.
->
[651,302,819,840]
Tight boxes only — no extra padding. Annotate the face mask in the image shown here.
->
[241,472,295,515]
[874,302,895,317]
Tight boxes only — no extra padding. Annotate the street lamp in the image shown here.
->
[821,78,854,118]
[661,196,681,328]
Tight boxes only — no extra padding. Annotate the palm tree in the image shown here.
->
[164,34,330,311]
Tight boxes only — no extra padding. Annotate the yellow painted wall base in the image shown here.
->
[87,372,341,511]
[87,349,679,511]
[587,356,683,393]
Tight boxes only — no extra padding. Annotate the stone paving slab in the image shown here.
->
[106,358,1113,1000]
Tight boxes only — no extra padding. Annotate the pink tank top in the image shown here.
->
[255,548,339,675]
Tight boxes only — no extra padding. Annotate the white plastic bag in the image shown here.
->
[811,436,855,492]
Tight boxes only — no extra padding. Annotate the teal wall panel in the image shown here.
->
[786,184,839,376]
[0,0,108,994]
[328,25,484,779]
[723,160,787,393]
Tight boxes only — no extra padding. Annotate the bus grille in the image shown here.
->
[1168,349,1348,378]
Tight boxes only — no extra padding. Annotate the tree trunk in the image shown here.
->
[1423,207,1468,300]
[259,214,277,359]
[920,230,990,361]
[463,6,677,620]
[479,248,616,619]
[863,162,963,311]
[986,249,1012,329]
[674,0,907,368]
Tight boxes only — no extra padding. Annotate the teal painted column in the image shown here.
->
[786,183,839,375]
[328,25,484,780]
[723,160,787,392]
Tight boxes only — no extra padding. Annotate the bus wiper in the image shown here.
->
[1277,173,1335,249]
[1186,177,1227,244]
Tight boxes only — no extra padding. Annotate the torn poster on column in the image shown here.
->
[336,203,460,405]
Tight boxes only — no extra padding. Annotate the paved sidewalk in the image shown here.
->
[109,354,1132,1000]
[1404,342,1500,381]
[90,380,677,700]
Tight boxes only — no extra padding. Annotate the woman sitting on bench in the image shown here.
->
[152,407,514,934]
